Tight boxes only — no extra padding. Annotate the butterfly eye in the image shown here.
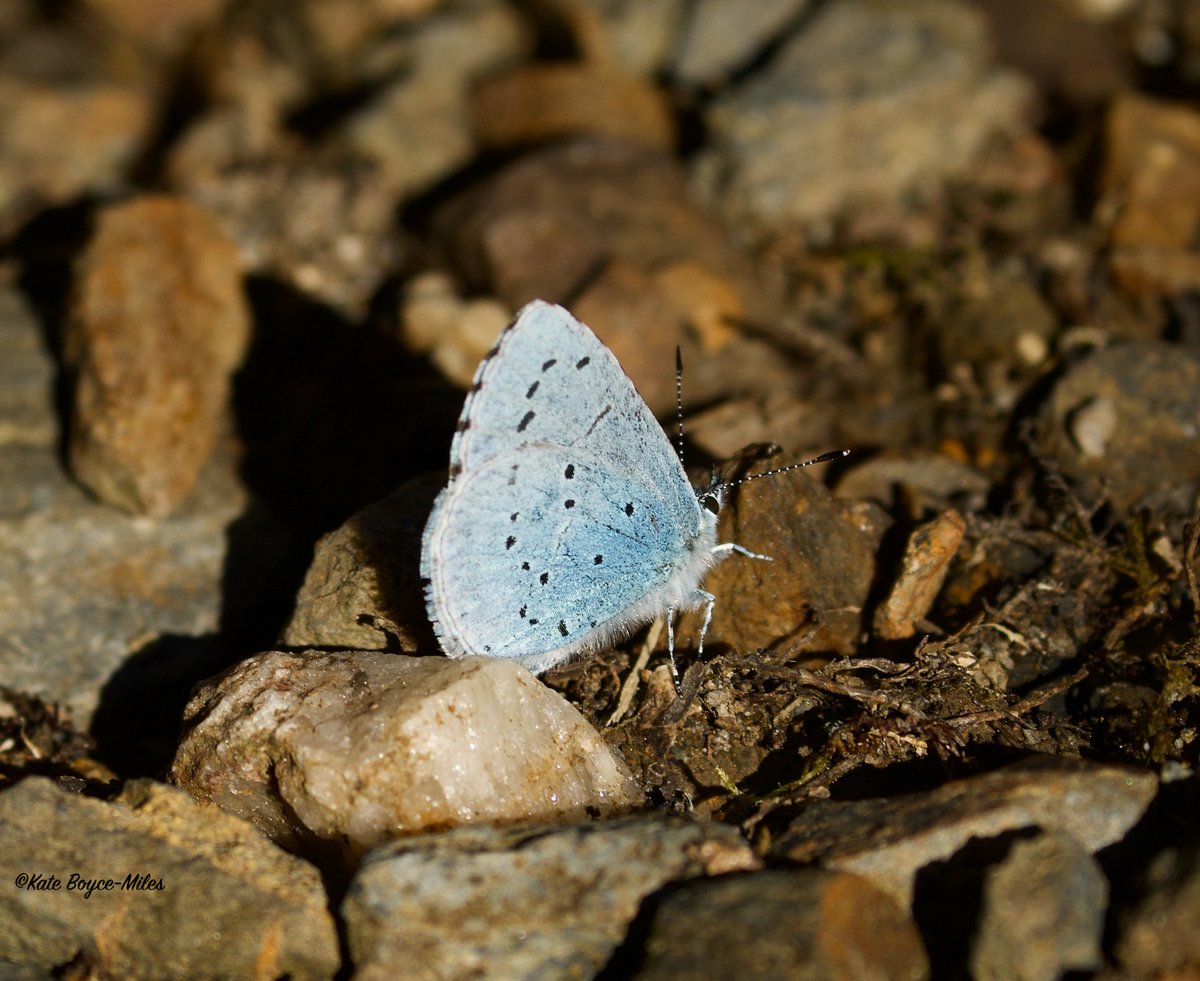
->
[701,494,720,515]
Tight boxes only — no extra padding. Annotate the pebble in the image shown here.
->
[874,508,965,640]
[170,651,641,866]
[693,0,1032,228]
[0,777,339,980]
[64,196,250,517]
[636,868,929,980]
[970,832,1107,981]
[343,816,759,980]
[1038,341,1200,511]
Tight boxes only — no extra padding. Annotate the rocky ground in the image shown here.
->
[1,0,1199,978]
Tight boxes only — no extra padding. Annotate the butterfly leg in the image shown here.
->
[666,606,682,695]
[694,590,716,657]
[713,542,773,562]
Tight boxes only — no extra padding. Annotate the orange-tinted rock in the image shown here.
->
[472,64,674,151]
[65,196,250,517]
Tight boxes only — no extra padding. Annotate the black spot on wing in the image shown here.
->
[517,410,535,433]
[505,536,516,549]
[575,356,590,369]
[564,464,574,479]
[540,572,550,585]
[564,499,575,509]
[542,358,557,371]
[526,381,539,399]
[594,555,603,564]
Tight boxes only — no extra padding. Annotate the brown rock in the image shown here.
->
[433,138,774,325]
[677,455,884,658]
[0,79,153,234]
[282,474,442,652]
[472,63,675,151]
[637,869,930,981]
[1115,845,1200,978]
[65,196,250,517]
[1098,94,1200,249]
[874,508,965,640]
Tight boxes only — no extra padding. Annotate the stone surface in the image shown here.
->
[636,868,929,980]
[281,474,442,652]
[548,0,684,76]
[1115,844,1200,977]
[397,271,512,388]
[874,508,965,640]
[173,157,400,318]
[336,2,527,197]
[0,777,339,980]
[774,760,1155,909]
[65,196,250,517]
[671,0,811,84]
[171,651,641,864]
[970,832,1107,981]
[834,453,991,519]
[677,455,885,658]
[693,0,1031,228]
[1037,341,1200,511]
[0,283,271,734]
[471,64,675,151]
[0,77,152,234]
[342,817,759,981]
[1097,94,1200,250]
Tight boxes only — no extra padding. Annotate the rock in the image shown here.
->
[676,455,885,658]
[170,651,641,865]
[0,78,153,235]
[693,0,1032,228]
[970,832,1107,981]
[1037,341,1200,511]
[0,777,339,980]
[671,0,811,85]
[1097,94,1200,250]
[397,271,512,388]
[636,869,929,980]
[281,474,442,652]
[773,758,1157,908]
[0,284,278,745]
[874,509,965,640]
[64,196,250,517]
[471,63,675,151]
[336,2,527,197]
[834,453,991,519]
[81,0,229,53]
[1115,844,1200,977]
[684,394,838,465]
[432,138,770,321]
[342,817,759,980]
[431,139,781,412]
[174,157,401,317]
[543,0,684,76]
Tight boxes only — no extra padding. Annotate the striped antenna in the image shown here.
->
[726,449,850,487]
[674,346,686,466]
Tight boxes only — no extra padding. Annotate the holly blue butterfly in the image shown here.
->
[421,300,844,682]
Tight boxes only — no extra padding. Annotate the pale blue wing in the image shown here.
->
[447,301,689,503]
[422,445,704,669]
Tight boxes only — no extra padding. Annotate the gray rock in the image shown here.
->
[693,0,1032,228]
[0,284,267,732]
[342,816,759,980]
[171,651,641,866]
[1115,843,1200,977]
[636,868,929,980]
[971,832,1107,981]
[0,777,339,980]
[774,758,1156,907]
[1038,341,1200,511]
[672,0,811,85]
[336,2,527,197]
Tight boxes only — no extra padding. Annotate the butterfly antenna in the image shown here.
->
[674,346,686,467]
[726,449,851,488]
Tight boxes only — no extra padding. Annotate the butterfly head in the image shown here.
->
[697,471,725,517]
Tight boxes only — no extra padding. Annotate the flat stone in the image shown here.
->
[342,816,759,980]
[0,777,339,980]
[693,0,1032,228]
[773,758,1157,908]
[874,508,965,640]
